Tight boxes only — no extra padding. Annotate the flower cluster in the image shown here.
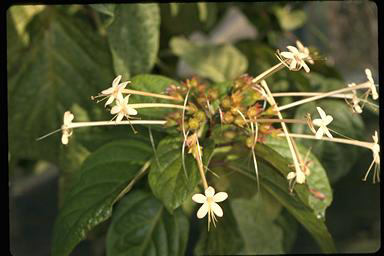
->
[41,40,379,230]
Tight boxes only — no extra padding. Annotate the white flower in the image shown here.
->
[287,170,306,184]
[192,186,228,230]
[372,131,380,165]
[296,40,314,64]
[365,68,378,100]
[102,75,130,106]
[347,83,362,113]
[61,111,74,145]
[312,107,333,139]
[363,131,380,183]
[280,45,310,73]
[110,94,138,122]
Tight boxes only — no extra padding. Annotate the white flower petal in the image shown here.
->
[323,127,333,138]
[63,111,74,124]
[287,172,296,180]
[296,171,306,184]
[287,46,299,53]
[105,96,115,106]
[302,61,310,73]
[127,107,138,116]
[116,113,124,122]
[316,107,327,120]
[197,202,209,219]
[102,87,114,95]
[213,192,228,203]
[119,81,129,90]
[315,128,324,139]
[205,186,215,197]
[192,193,206,204]
[281,52,294,59]
[324,115,333,125]
[289,59,297,70]
[211,202,223,217]
[113,75,122,87]
[312,118,322,127]
[110,105,121,115]
[61,134,68,145]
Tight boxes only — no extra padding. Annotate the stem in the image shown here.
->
[278,82,371,111]
[247,118,307,124]
[128,103,191,110]
[278,133,373,150]
[196,138,209,190]
[70,120,166,129]
[122,88,182,101]
[113,160,151,204]
[272,92,353,99]
[252,62,286,84]
[260,81,303,175]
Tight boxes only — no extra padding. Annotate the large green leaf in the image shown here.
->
[264,136,333,218]
[231,195,285,254]
[7,11,25,77]
[8,7,114,163]
[274,6,307,31]
[227,156,336,253]
[52,139,153,256]
[170,36,248,82]
[292,99,364,182]
[128,74,182,119]
[194,201,244,255]
[106,190,189,256]
[107,4,160,79]
[148,136,215,213]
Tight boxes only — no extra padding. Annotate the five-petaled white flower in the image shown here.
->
[365,68,378,100]
[110,94,138,122]
[192,186,228,230]
[296,40,314,64]
[61,111,74,145]
[312,107,333,139]
[102,75,130,106]
[280,45,310,73]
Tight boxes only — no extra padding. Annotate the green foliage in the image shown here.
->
[149,137,214,213]
[52,139,152,256]
[170,37,248,82]
[264,136,333,218]
[8,7,114,163]
[107,4,160,79]
[106,190,189,256]
[194,201,244,255]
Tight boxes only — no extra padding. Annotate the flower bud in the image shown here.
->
[223,112,234,123]
[194,111,206,122]
[221,97,231,109]
[234,116,246,127]
[188,118,200,130]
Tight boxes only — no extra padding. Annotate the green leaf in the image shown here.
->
[52,139,152,256]
[170,37,248,82]
[274,6,307,31]
[7,11,25,76]
[148,136,214,213]
[194,201,244,255]
[106,190,189,256]
[231,195,285,254]
[107,4,160,79]
[128,74,182,119]
[169,3,179,16]
[227,156,336,253]
[292,99,364,182]
[264,136,333,218]
[8,8,114,163]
